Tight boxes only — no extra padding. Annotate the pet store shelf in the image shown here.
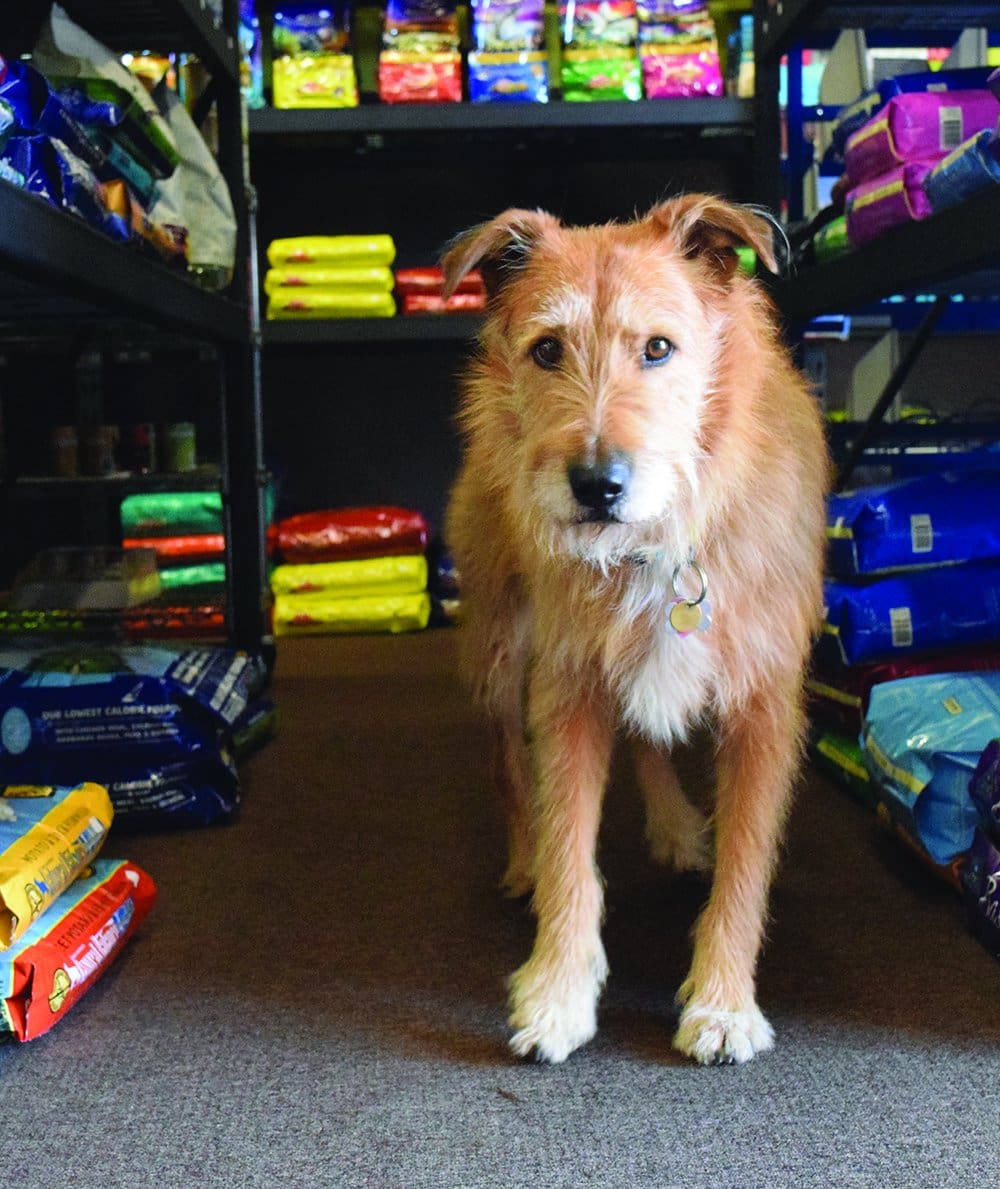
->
[14,469,224,496]
[772,187,1000,323]
[0,181,248,344]
[248,98,754,142]
[262,315,483,346]
[14,0,239,84]
[757,0,1000,61]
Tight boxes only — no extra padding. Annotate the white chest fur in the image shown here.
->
[616,619,716,744]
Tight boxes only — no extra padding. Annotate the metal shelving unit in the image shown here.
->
[263,313,482,346]
[0,0,270,657]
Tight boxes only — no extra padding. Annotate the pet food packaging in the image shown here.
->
[272,2,358,109]
[273,590,432,636]
[266,289,397,319]
[0,783,113,949]
[270,554,427,598]
[826,470,1000,577]
[961,827,1000,957]
[561,0,641,101]
[265,265,395,292]
[91,752,241,828]
[970,739,1000,846]
[402,293,486,314]
[640,46,722,98]
[924,127,1000,214]
[845,90,999,186]
[845,160,936,248]
[822,559,1000,665]
[808,729,877,809]
[277,507,429,563]
[0,858,156,1041]
[468,0,547,103]
[121,491,225,538]
[862,672,1000,865]
[267,235,396,268]
[808,644,1000,735]
[377,53,463,104]
[159,563,226,593]
[122,533,224,564]
[394,267,484,297]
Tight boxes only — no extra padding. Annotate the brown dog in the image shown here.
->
[442,195,829,1065]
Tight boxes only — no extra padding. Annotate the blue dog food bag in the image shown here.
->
[862,671,1000,864]
[826,470,1000,577]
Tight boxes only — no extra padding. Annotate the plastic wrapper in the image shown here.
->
[826,470,1000,577]
[402,292,486,314]
[277,506,429,563]
[0,783,113,949]
[468,51,548,103]
[267,235,396,267]
[265,264,394,292]
[159,563,227,593]
[274,591,432,636]
[821,560,1000,666]
[395,267,484,296]
[231,697,277,759]
[382,0,460,52]
[122,533,225,564]
[270,554,427,598]
[378,52,462,104]
[808,730,876,809]
[150,80,236,290]
[91,752,240,828]
[266,289,397,319]
[640,46,722,98]
[471,0,545,50]
[103,178,188,267]
[845,90,999,186]
[1,858,156,1041]
[862,672,1000,865]
[924,128,1000,214]
[120,492,226,538]
[961,827,1000,956]
[561,0,638,48]
[561,48,642,102]
[814,214,849,262]
[273,3,357,109]
[808,644,1000,735]
[970,739,1000,846]
[33,5,179,178]
[846,161,936,248]
[240,0,265,109]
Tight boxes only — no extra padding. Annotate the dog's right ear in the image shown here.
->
[441,209,558,301]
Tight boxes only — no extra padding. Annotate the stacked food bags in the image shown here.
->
[265,235,397,319]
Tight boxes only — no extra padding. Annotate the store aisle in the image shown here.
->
[1,631,997,1188]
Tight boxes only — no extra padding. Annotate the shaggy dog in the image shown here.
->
[442,195,829,1065]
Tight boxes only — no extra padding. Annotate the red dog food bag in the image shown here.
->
[277,507,429,563]
[1,858,156,1041]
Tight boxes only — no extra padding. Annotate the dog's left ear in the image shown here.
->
[441,208,559,301]
[649,195,781,282]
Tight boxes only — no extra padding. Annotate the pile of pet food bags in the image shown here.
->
[809,461,1000,955]
[270,506,458,636]
[119,484,279,636]
[0,5,236,289]
[811,65,1000,261]
[0,781,156,1041]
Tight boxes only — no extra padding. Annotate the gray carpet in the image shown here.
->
[1,631,997,1188]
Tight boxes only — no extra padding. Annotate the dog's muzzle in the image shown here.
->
[567,456,632,521]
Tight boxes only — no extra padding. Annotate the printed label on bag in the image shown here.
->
[939,106,963,151]
[910,513,933,554]
[889,606,914,648]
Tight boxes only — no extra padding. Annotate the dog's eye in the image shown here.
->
[530,336,563,370]
[643,336,675,365]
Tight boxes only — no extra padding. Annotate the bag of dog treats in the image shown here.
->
[0,858,156,1041]
[273,590,431,636]
[970,739,1000,845]
[845,90,999,186]
[561,0,641,101]
[862,671,1000,864]
[272,2,358,109]
[0,782,113,949]
[277,507,429,563]
[265,265,395,292]
[270,554,427,598]
[468,0,547,103]
[822,559,1000,665]
[378,0,462,103]
[827,470,1000,577]
[266,289,397,319]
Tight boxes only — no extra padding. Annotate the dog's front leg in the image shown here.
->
[508,666,613,1063]
[674,683,803,1065]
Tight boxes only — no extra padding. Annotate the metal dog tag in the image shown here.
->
[669,597,712,637]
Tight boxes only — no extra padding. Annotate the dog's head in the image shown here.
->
[443,195,782,566]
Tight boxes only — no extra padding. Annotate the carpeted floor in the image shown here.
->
[1,631,997,1188]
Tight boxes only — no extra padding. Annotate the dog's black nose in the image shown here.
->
[567,458,631,514]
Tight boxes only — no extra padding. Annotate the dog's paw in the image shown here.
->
[507,950,608,1064]
[647,818,713,875]
[672,1000,775,1066]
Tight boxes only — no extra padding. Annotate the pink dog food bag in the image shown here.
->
[845,161,935,247]
[845,89,999,185]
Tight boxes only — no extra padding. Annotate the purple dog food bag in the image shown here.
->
[845,89,1000,185]
[846,160,936,247]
